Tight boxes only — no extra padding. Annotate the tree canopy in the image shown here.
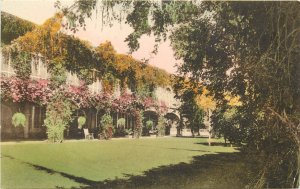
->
[58,1,300,188]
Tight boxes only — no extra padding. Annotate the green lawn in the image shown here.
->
[1,137,251,189]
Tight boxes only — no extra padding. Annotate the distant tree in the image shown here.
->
[173,77,205,137]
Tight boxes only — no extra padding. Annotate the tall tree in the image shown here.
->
[173,76,205,137]
[58,1,300,187]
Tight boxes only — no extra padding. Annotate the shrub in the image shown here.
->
[125,128,133,135]
[100,113,114,139]
[77,116,86,129]
[44,92,73,143]
[12,112,26,127]
[49,63,67,89]
[100,113,113,126]
[113,128,125,137]
[157,116,166,136]
[117,118,126,128]
[133,110,143,138]
[142,120,154,136]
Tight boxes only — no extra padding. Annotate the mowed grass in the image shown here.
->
[1,137,249,189]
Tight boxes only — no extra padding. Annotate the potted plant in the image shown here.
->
[146,120,154,136]
[77,116,86,129]
[12,112,26,138]
[117,118,126,128]
[12,112,26,127]
[146,120,156,137]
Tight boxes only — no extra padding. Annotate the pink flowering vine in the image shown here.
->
[1,76,168,113]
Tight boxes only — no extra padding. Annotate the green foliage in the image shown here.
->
[133,110,143,138]
[100,113,114,139]
[142,119,154,136]
[191,106,205,134]
[182,102,204,135]
[9,2,300,186]
[113,128,126,137]
[1,12,35,45]
[211,107,242,144]
[8,11,170,91]
[44,92,73,143]
[49,62,67,89]
[10,50,32,80]
[156,116,166,137]
[12,112,26,127]
[63,36,99,84]
[77,116,86,129]
[117,118,126,128]
[146,120,154,130]
[61,1,299,187]
[136,85,152,98]
[125,1,152,53]
[173,78,205,135]
[100,113,113,126]
[125,128,133,135]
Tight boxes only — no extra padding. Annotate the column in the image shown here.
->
[24,104,32,139]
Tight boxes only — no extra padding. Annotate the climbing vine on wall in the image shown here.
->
[10,50,32,80]
[44,91,73,143]
[0,77,165,114]
[133,110,143,138]
[2,11,172,143]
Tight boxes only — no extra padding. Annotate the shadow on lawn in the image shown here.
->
[195,142,243,148]
[2,154,97,186]
[5,152,251,189]
[2,141,254,189]
[167,147,211,153]
[75,152,251,189]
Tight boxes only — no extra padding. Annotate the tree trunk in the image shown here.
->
[208,109,211,146]
[296,145,300,188]
[191,128,195,138]
[116,112,118,128]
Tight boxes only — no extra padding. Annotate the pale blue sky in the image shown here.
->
[1,0,178,74]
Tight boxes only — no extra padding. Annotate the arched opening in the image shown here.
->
[143,110,158,136]
[164,112,180,136]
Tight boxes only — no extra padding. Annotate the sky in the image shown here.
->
[1,0,178,74]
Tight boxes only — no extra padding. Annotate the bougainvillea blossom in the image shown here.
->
[1,77,167,113]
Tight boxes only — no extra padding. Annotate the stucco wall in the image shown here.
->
[154,87,181,109]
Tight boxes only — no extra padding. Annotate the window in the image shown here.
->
[31,105,46,128]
